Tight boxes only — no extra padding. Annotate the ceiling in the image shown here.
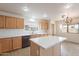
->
[0,3,79,20]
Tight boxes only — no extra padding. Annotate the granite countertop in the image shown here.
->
[0,29,48,38]
[0,33,31,38]
[30,36,66,49]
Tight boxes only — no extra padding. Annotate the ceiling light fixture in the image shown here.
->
[43,14,48,18]
[29,16,36,22]
[23,7,29,11]
[61,15,72,32]
[65,4,72,9]
[30,19,35,22]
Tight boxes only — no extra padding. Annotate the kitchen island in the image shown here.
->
[30,36,66,56]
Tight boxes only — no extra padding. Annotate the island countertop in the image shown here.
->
[30,36,66,49]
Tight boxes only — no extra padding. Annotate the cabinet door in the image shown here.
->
[0,16,5,28]
[44,22,49,30]
[40,20,49,30]
[0,40,2,53]
[16,18,24,29]
[5,16,16,29]
[13,37,22,50]
[0,38,12,53]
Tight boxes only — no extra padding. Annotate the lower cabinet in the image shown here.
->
[0,36,22,53]
[13,37,22,50]
[0,38,12,53]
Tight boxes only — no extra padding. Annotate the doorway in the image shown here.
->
[51,24,54,35]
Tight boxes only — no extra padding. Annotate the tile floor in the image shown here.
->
[0,47,30,56]
[61,41,79,56]
[1,41,79,56]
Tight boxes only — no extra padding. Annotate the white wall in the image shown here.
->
[0,11,23,18]
[55,20,79,43]
[48,20,56,35]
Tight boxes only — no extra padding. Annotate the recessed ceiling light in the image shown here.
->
[43,14,48,18]
[65,4,72,9]
[30,19,35,22]
[65,5,70,9]
[23,7,29,11]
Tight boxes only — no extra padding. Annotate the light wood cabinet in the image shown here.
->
[39,20,49,30]
[12,37,22,49]
[0,36,22,53]
[0,38,12,53]
[16,18,24,29]
[0,16,5,28]
[5,16,16,29]
[30,41,40,56]
[0,15,24,29]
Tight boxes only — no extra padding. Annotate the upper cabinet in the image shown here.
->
[0,15,24,29]
[5,16,16,29]
[39,19,49,30]
[0,16,5,28]
[16,18,24,29]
